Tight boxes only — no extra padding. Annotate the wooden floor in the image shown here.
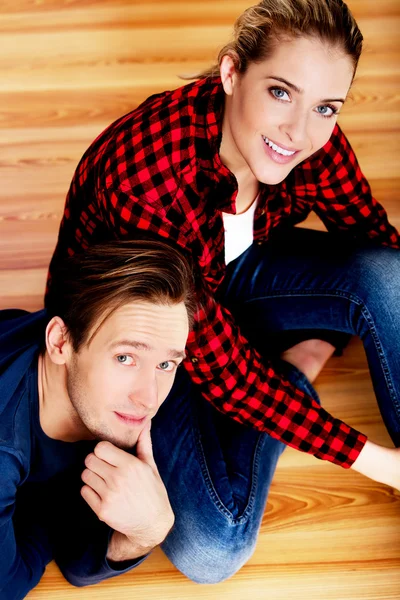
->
[0,1,399,598]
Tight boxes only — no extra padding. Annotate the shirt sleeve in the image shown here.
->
[183,298,367,468]
[311,124,399,248]
[0,454,145,597]
[55,528,147,588]
[0,449,53,600]
[50,468,146,587]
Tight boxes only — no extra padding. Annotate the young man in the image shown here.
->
[0,238,195,600]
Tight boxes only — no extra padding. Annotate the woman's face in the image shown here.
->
[220,36,355,185]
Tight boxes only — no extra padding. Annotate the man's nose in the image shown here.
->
[128,375,158,414]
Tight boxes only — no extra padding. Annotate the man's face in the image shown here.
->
[220,36,354,185]
[65,301,189,449]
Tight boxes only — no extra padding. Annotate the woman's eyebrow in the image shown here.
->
[267,76,345,104]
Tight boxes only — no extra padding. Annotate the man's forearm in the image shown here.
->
[106,531,154,563]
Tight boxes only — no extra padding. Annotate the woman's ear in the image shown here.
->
[220,52,240,96]
[45,317,71,365]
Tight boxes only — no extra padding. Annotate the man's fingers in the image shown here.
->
[81,468,107,497]
[85,451,115,479]
[136,422,157,469]
[81,485,102,516]
[93,441,126,467]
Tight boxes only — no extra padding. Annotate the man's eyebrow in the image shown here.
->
[109,340,186,359]
[267,76,345,104]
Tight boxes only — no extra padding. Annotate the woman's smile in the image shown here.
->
[261,135,301,164]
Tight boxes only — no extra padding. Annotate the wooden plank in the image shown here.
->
[0,1,399,598]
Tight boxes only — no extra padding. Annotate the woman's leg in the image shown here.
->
[152,227,399,583]
[220,227,400,446]
[151,363,320,583]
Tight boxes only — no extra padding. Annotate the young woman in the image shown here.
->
[47,0,399,581]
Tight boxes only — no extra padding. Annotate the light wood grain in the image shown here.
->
[0,1,399,598]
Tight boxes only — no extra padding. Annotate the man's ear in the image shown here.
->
[45,317,72,365]
[220,52,240,96]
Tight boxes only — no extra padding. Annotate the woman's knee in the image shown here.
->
[349,247,400,304]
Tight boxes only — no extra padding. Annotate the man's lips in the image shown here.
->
[114,411,147,425]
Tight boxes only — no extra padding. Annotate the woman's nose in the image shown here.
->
[280,109,309,147]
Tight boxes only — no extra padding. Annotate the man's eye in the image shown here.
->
[157,361,176,372]
[116,355,134,365]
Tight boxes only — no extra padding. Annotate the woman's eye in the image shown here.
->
[316,105,337,118]
[157,361,176,372]
[270,87,290,101]
[116,355,134,365]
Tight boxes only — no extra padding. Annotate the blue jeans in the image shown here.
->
[151,228,400,583]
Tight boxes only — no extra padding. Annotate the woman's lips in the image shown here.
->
[261,135,300,164]
[114,412,147,426]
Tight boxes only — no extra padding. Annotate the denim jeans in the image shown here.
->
[151,228,400,583]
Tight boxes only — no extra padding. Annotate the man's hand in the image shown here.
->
[81,423,174,559]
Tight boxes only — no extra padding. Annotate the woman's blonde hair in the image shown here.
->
[187,0,363,80]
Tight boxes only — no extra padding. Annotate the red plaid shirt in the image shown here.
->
[49,77,399,468]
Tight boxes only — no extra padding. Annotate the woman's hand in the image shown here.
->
[387,447,400,491]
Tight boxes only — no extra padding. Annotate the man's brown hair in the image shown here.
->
[45,237,196,352]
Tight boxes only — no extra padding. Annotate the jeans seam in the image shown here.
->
[243,288,400,420]
[192,405,265,525]
[360,304,400,419]
[241,435,265,522]
[192,415,235,522]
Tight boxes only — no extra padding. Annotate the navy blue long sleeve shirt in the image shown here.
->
[0,309,143,600]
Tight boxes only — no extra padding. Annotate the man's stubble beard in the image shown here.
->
[66,359,138,450]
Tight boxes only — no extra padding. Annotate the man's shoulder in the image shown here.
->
[0,386,31,505]
[0,308,31,332]
[0,308,46,364]
[0,309,43,476]
[0,383,31,456]
[0,309,45,423]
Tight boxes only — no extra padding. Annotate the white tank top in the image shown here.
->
[222,197,258,265]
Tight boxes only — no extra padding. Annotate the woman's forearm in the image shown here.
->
[350,440,399,490]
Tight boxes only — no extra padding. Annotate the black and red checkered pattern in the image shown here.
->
[48,77,399,468]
